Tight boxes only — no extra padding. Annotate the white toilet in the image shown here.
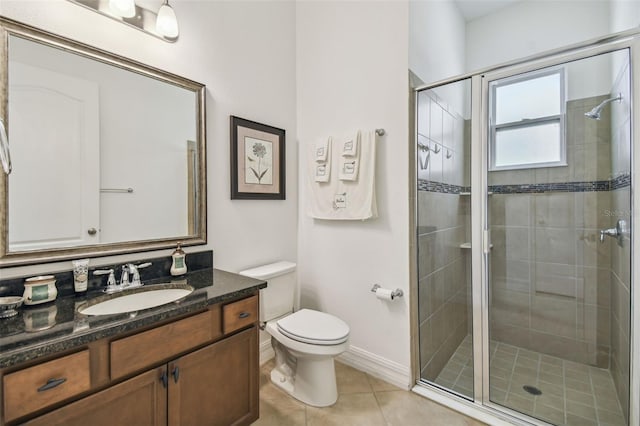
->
[239,261,350,407]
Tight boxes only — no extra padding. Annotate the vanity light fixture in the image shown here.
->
[156,0,179,39]
[109,0,136,18]
[68,0,179,42]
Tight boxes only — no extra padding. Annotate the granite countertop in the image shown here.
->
[0,268,266,369]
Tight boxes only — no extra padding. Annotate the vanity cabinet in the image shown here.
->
[2,294,259,426]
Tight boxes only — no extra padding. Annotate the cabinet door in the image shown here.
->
[168,327,258,426]
[25,367,167,426]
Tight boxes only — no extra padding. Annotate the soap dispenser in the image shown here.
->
[170,243,187,276]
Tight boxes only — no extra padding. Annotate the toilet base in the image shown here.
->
[270,356,338,407]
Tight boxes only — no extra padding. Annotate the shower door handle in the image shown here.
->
[483,230,491,254]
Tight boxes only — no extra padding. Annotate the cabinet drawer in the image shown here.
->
[111,311,213,380]
[223,295,258,334]
[3,350,90,423]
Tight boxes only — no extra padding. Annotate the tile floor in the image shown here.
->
[434,336,627,426]
[253,359,485,426]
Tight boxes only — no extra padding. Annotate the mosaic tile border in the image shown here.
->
[489,180,611,194]
[417,180,470,194]
[611,173,631,190]
[419,173,631,195]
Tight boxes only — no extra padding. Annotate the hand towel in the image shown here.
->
[315,163,330,182]
[341,131,360,157]
[315,137,330,162]
[313,136,331,183]
[339,158,359,181]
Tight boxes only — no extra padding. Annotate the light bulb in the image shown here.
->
[109,0,136,18]
[156,2,179,39]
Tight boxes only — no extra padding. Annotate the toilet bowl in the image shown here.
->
[239,262,350,407]
[267,309,349,406]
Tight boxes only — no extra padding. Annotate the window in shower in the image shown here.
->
[489,68,566,170]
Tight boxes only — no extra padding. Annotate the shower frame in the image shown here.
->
[411,28,640,426]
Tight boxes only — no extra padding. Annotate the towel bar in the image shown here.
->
[100,188,134,193]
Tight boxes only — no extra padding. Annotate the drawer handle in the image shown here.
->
[239,312,251,319]
[37,378,67,392]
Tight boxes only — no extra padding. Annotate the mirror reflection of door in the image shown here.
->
[8,61,100,251]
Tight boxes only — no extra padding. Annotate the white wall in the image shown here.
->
[565,54,614,101]
[296,1,411,385]
[409,1,468,119]
[610,0,640,33]
[409,0,466,84]
[465,1,611,72]
[0,0,297,277]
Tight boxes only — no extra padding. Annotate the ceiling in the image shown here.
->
[455,0,522,21]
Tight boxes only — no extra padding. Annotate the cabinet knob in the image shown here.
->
[160,370,168,388]
[87,228,97,236]
[37,378,67,392]
[239,312,250,319]
[172,365,180,383]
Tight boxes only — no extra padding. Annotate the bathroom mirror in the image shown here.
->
[0,17,207,266]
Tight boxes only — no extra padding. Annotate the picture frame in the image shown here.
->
[230,116,286,200]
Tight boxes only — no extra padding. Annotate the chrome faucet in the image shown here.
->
[127,262,152,288]
[120,265,130,288]
[599,227,618,242]
[599,219,627,247]
[93,268,119,293]
[94,262,152,293]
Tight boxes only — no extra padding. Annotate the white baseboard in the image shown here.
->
[259,339,275,365]
[337,345,412,390]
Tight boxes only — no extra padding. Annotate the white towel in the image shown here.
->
[341,131,359,157]
[308,129,377,220]
[315,137,330,162]
[313,137,331,182]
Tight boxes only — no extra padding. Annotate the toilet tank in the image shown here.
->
[238,261,296,322]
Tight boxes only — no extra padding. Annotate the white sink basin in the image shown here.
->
[78,285,193,316]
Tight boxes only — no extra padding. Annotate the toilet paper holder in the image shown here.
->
[371,284,403,299]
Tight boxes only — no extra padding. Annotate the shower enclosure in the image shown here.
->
[415,33,636,426]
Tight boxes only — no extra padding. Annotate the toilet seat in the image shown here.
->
[276,309,349,345]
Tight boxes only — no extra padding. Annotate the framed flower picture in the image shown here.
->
[230,116,286,200]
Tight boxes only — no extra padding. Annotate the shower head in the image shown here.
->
[584,93,622,120]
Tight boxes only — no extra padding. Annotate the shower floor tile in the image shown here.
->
[433,336,627,425]
[433,335,474,399]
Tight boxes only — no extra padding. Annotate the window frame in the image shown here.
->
[488,67,567,171]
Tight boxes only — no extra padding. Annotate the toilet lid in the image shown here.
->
[277,309,350,345]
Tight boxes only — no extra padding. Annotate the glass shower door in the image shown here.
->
[485,49,632,426]
[416,78,474,399]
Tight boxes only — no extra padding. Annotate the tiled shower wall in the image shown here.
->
[417,89,471,382]
[489,95,614,367]
[609,58,632,420]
